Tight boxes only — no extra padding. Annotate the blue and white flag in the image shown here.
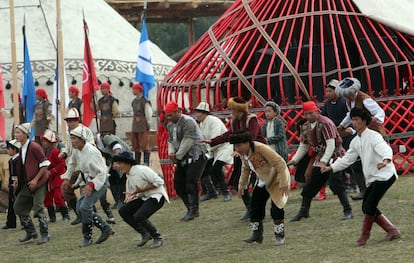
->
[135,18,155,98]
[22,26,36,124]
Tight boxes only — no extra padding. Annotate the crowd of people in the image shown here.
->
[0,77,401,248]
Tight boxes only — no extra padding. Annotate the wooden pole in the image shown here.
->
[56,0,67,142]
[9,0,19,128]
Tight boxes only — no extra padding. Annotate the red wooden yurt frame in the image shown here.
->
[157,0,414,197]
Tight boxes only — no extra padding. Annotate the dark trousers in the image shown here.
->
[119,197,165,225]
[301,167,346,198]
[228,156,242,189]
[362,175,396,216]
[6,185,16,227]
[250,186,284,221]
[210,160,229,193]
[174,158,208,200]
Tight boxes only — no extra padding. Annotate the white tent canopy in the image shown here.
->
[0,0,175,112]
[353,0,414,36]
[0,0,175,138]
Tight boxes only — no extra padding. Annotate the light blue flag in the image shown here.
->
[135,18,156,98]
[22,26,36,125]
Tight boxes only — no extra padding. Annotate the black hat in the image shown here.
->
[350,107,372,125]
[228,130,252,144]
[112,151,137,165]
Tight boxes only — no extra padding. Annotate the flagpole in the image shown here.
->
[56,0,67,142]
[9,0,19,127]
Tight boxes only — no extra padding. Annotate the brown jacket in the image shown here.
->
[16,141,49,192]
[239,142,290,208]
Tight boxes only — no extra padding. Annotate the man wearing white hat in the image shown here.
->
[65,125,114,247]
[14,123,51,245]
[60,108,95,225]
[194,102,233,202]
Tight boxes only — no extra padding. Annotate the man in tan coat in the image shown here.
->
[229,130,290,245]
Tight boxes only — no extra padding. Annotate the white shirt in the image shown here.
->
[199,115,233,165]
[62,142,108,191]
[266,119,276,148]
[340,96,385,128]
[127,165,169,203]
[331,128,397,187]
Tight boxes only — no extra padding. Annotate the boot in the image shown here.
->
[351,192,365,200]
[200,176,218,202]
[135,152,142,165]
[47,206,56,223]
[19,216,38,242]
[103,204,116,224]
[93,213,115,244]
[135,224,152,247]
[80,223,93,247]
[37,213,50,245]
[356,214,375,246]
[68,199,82,225]
[143,151,151,166]
[290,196,311,222]
[140,219,163,249]
[240,190,251,221]
[180,195,191,221]
[316,185,327,201]
[110,185,121,210]
[274,219,285,246]
[223,190,232,202]
[375,214,401,241]
[243,221,263,244]
[59,206,70,221]
[337,192,354,220]
[183,194,199,222]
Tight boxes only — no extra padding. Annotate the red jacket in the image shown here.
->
[45,147,66,190]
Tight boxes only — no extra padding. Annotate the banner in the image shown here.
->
[135,18,155,98]
[22,26,37,124]
[81,19,99,127]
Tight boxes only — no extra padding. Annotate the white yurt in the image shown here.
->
[0,0,176,139]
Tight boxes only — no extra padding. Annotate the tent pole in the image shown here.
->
[9,0,19,128]
[56,0,67,142]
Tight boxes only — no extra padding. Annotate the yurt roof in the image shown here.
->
[158,0,414,111]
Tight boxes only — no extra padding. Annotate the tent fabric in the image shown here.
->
[353,0,414,35]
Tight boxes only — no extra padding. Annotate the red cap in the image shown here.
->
[302,101,319,112]
[100,82,111,90]
[165,101,179,114]
[132,83,143,92]
[69,86,79,96]
[36,88,48,100]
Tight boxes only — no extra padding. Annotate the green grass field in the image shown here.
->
[0,174,413,263]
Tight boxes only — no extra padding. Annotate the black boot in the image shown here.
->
[93,213,115,244]
[59,206,70,221]
[68,199,81,225]
[290,196,311,222]
[80,223,93,247]
[200,176,218,202]
[47,206,56,223]
[183,194,199,222]
[19,216,38,242]
[140,219,163,249]
[103,204,116,224]
[135,224,152,247]
[240,190,251,221]
[337,192,354,220]
[37,213,50,245]
[143,151,151,166]
[110,185,120,209]
[274,219,285,246]
[135,152,142,165]
[243,221,263,244]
